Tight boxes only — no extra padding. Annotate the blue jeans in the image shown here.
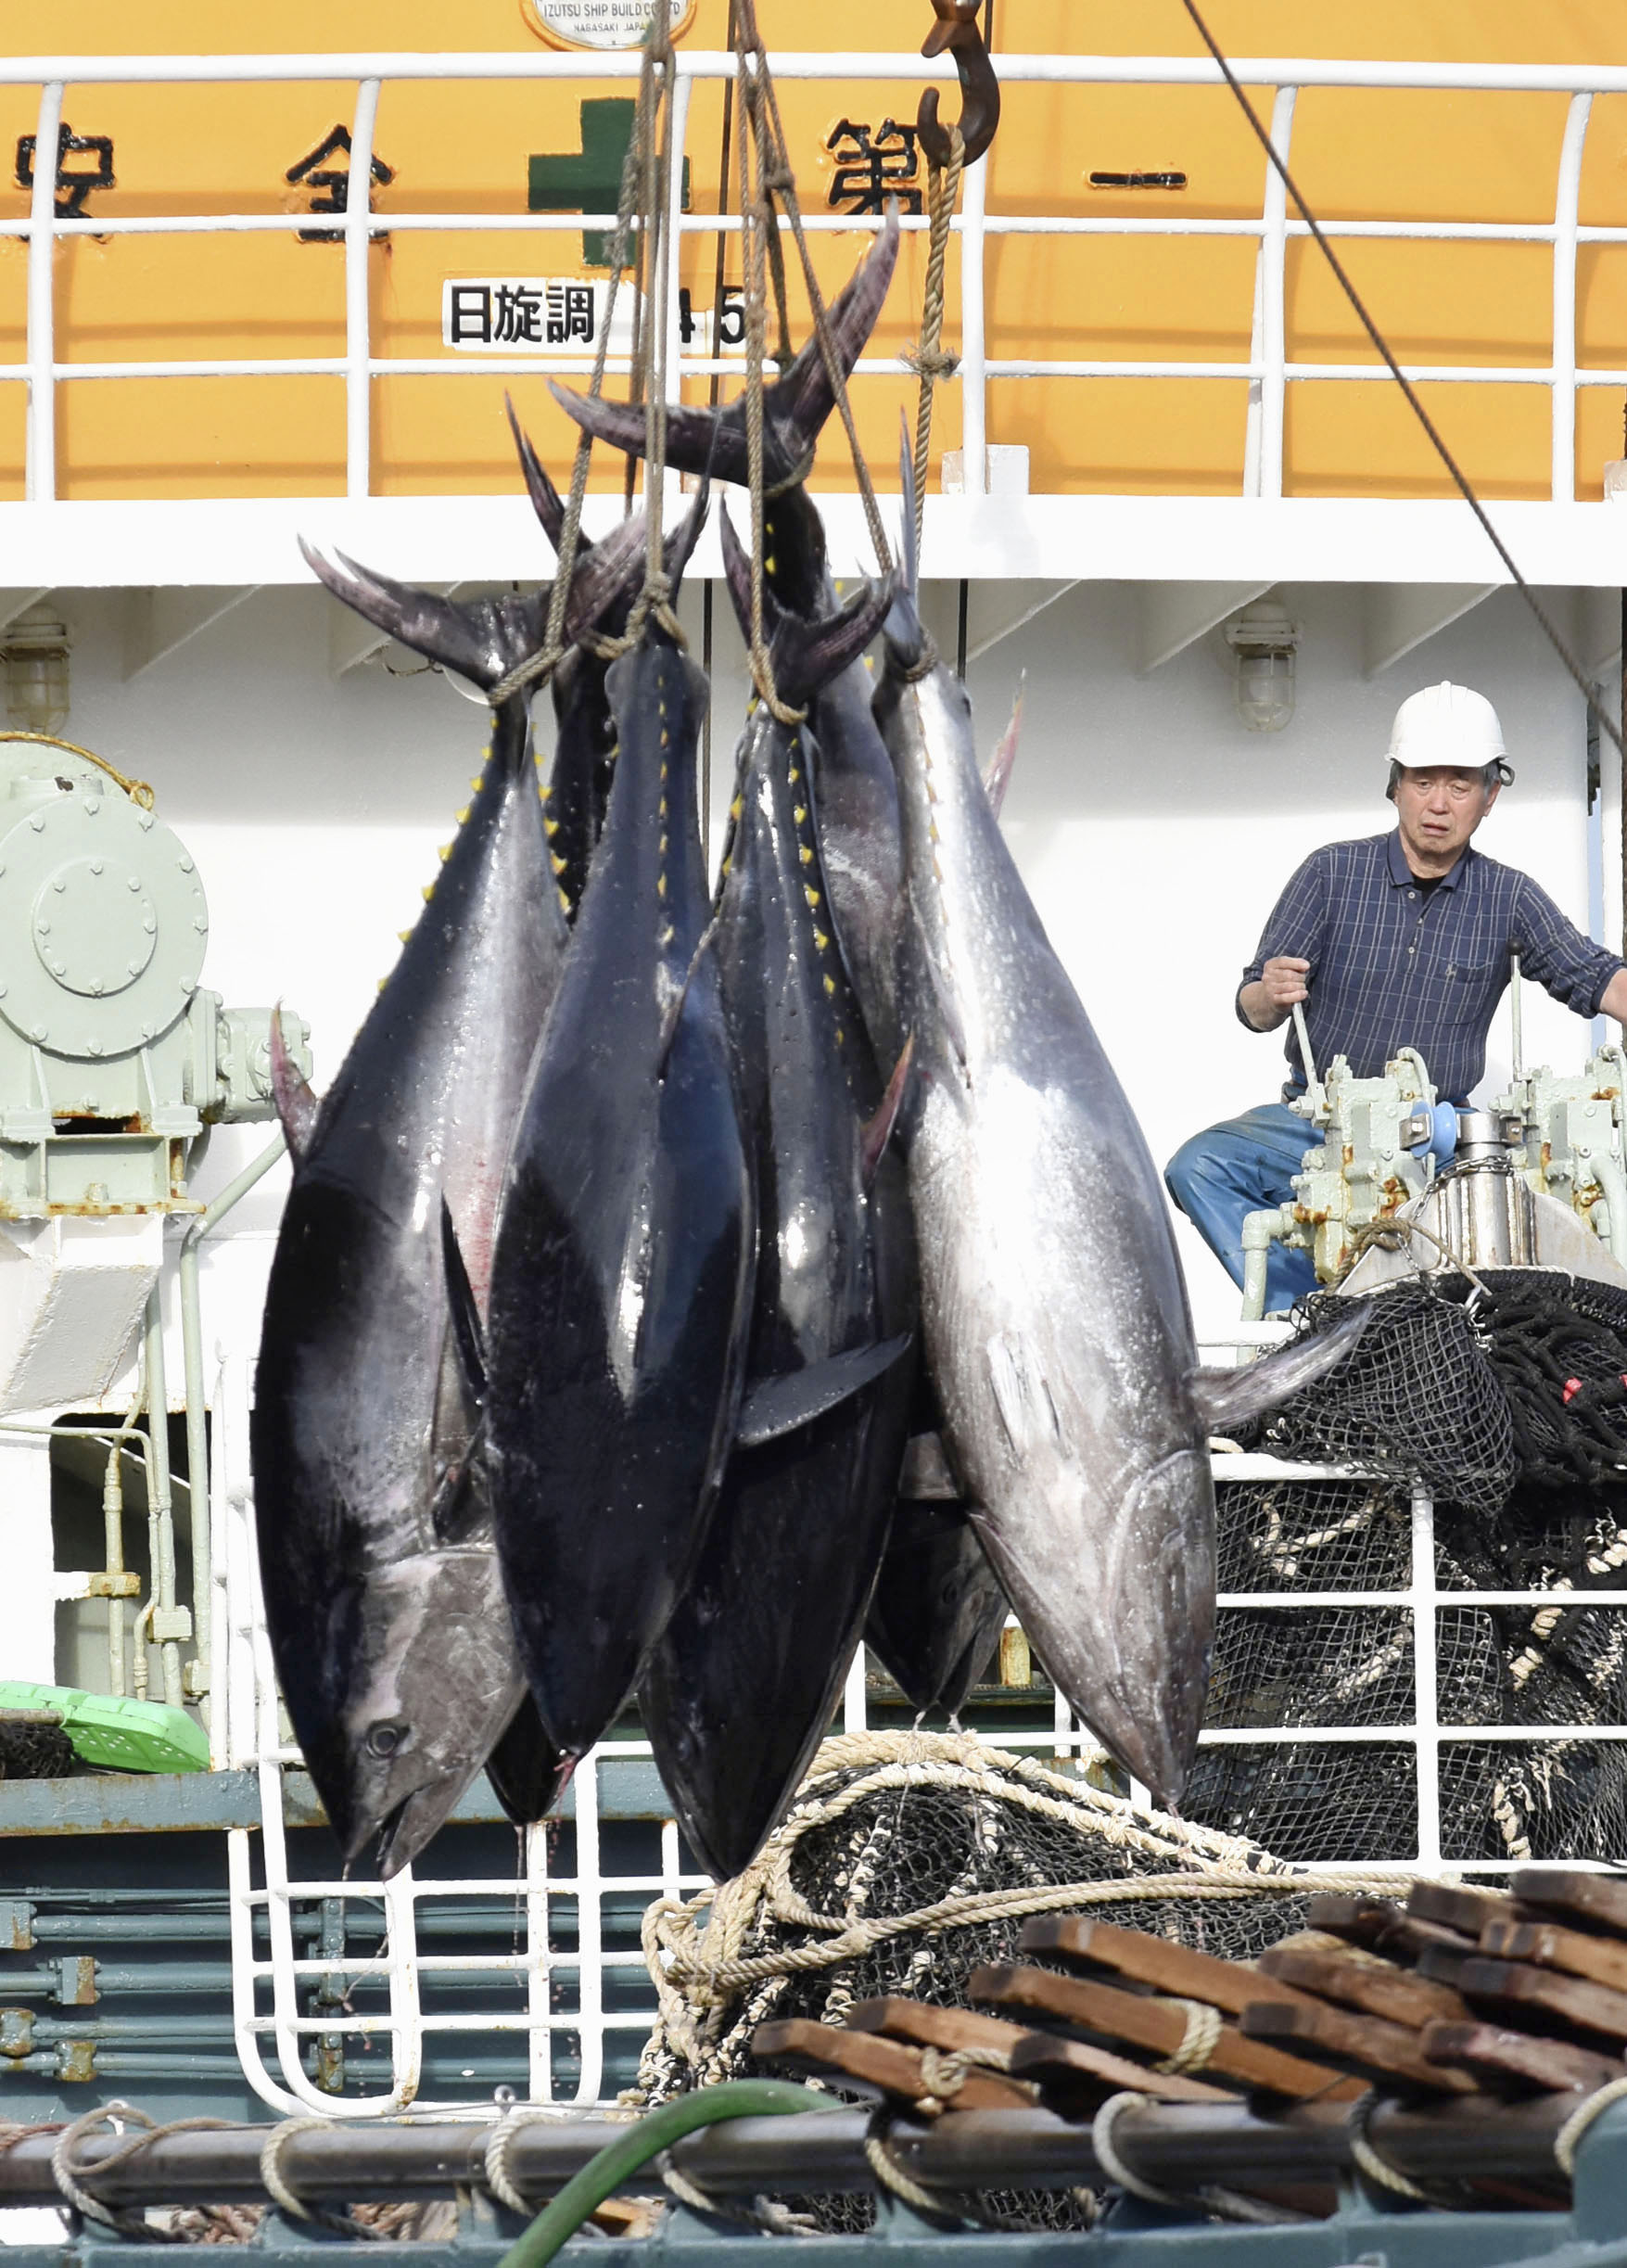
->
[1165,1103,1320,1315]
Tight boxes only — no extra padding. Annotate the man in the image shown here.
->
[1166,681,1627,1312]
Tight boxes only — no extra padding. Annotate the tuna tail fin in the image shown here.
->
[269,1006,320,1162]
[883,414,928,664]
[506,395,710,647]
[718,502,892,705]
[655,918,720,1078]
[1193,1299,1373,1436]
[860,1034,914,1187]
[505,393,570,554]
[547,207,899,489]
[298,516,649,694]
[984,678,1024,818]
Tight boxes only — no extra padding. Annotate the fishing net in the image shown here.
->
[1186,1268,1627,1868]
[0,1716,74,1779]
[632,1729,1392,2231]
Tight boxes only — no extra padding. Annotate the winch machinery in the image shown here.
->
[1239,962,1627,1316]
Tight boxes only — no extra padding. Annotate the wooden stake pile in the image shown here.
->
[752,1870,1627,2208]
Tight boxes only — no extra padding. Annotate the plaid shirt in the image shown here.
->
[1238,829,1624,1102]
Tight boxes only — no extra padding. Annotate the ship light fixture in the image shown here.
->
[2,607,70,736]
[1225,601,1299,733]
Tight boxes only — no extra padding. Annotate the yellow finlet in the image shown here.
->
[804,886,821,909]
[545,816,560,838]
[823,974,836,997]
[455,805,470,825]
[422,882,435,901]
[793,806,808,826]
[813,927,830,950]
[552,853,566,876]
[800,845,814,866]
[439,843,452,861]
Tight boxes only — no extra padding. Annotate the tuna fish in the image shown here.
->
[483,490,756,1771]
[871,455,1366,1805]
[252,507,643,1875]
[547,214,906,1061]
[639,508,914,1880]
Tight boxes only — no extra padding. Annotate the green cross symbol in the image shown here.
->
[528,97,690,269]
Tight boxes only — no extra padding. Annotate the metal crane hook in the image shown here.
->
[917,0,1001,170]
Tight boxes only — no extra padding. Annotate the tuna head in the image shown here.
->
[324,1549,524,1879]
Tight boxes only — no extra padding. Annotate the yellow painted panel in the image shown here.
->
[0,0,1622,501]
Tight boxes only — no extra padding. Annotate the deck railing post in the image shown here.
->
[345,75,383,499]
[24,79,64,503]
[960,150,988,495]
[1257,83,1298,502]
[1411,1480,1443,1872]
[1551,88,1593,504]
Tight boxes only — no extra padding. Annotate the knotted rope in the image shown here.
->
[904,121,965,562]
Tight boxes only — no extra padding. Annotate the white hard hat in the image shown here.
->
[1387,681,1507,770]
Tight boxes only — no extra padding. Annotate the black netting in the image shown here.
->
[1248,1280,1515,1520]
[1184,1742,1418,1864]
[1195,1272,1627,1864]
[0,1719,73,1778]
[1216,1475,1410,1593]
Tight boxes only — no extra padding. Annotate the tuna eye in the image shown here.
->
[365,1722,406,1760]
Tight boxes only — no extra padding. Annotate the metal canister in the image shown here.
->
[1434,1107,1534,1268]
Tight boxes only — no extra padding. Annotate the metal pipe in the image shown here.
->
[1510,946,1524,1078]
[344,76,382,497]
[959,148,988,495]
[0,2096,1587,2211]
[1550,91,1593,503]
[3,53,1627,90]
[178,1129,287,1719]
[23,78,61,503]
[1239,1207,1287,1321]
[1257,84,1297,501]
[142,1281,184,1709]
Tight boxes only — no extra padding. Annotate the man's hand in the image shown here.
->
[1239,956,1311,1033]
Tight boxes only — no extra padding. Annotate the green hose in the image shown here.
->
[492,2080,835,2268]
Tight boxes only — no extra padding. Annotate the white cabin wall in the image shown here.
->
[39,577,1601,1361]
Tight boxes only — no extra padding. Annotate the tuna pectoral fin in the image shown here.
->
[984,678,1024,820]
[270,1006,320,1161]
[860,1036,914,1187]
[439,1200,488,1411]
[737,1333,913,1448]
[1193,1298,1373,1436]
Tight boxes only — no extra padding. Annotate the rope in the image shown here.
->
[905,124,965,563]
[483,2098,559,2217]
[259,2115,380,2239]
[487,20,676,711]
[48,2103,233,2243]
[733,33,806,727]
[0,729,155,809]
[1091,2092,1184,2209]
[1555,2072,1627,2178]
[729,0,894,576]
[1091,2092,1302,2226]
[1345,2087,1432,2204]
[1178,0,1625,763]
[1153,1996,1225,2075]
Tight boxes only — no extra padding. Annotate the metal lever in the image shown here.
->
[918,0,1001,169]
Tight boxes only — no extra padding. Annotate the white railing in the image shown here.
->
[6,51,1627,504]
